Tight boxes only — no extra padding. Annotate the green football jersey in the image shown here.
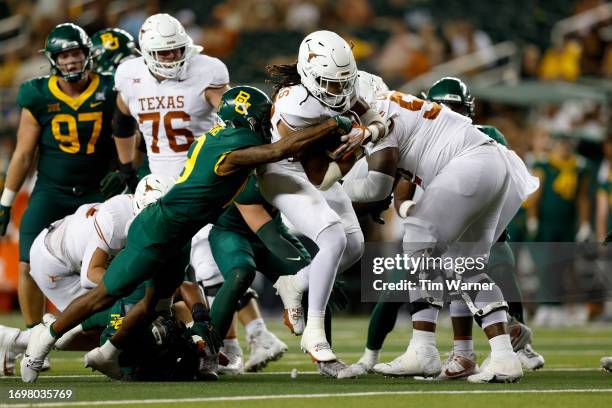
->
[16,73,115,187]
[476,124,508,146]
[138,125,263,247]
[533,154,589,224]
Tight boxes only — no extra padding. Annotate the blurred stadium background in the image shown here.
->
[0,0,610,326]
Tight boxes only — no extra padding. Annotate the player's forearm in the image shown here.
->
[277,118,339,158]
[3,150,35,194]
[113,135,136,165]
[178,281,210,312]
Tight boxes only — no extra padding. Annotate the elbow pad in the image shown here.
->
[342,170,395,203]
[112,106,137,138]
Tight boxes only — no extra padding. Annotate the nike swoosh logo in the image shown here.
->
[90,101,103,107]
[286,256,301,261]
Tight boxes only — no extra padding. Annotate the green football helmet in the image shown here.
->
[217,86,273,142]
[42,23,93,82]
[91,28,136,74]
[424,77,474,118]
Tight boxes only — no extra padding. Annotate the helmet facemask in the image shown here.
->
[140,43,201,80]
[47,47,92,83]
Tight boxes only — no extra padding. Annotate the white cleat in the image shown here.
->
[517,344,545,371]
[343,351,380,378]
[601,357,612,372]
[20,322,56,383]
[0,325,20,376]
[273,276,305,335]
[373,344,442,378]
[318,360,354,378]
[84,347,122,380]
[218,342,244,375]
[340,362,370,378]
[245,329,287,372]
[300,327,336,362]
[467,352,523,383]
[436,352,479,380]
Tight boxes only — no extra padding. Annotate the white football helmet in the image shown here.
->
[132,174,175,215]
[138,13,203,79]
[357,70,389,109]
[296,30,358,109]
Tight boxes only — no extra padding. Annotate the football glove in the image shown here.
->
[100,162,138,199]
[332,115,353,135]
[0,204,11,236]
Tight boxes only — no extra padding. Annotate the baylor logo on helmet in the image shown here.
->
[234,91,251,115]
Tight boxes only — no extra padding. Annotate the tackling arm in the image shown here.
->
[217,117,347,174]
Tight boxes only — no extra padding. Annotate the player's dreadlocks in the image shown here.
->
[266,62,301,97]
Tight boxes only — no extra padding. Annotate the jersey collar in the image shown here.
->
[48,73,100,111]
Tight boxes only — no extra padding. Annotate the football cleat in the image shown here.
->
[20,322,57,383]
[318,360,355,379]
[601,356,612,372]
[508,317,533,352]
[436,352,479,380]
[342,362,370,378]
[245,329,287,372]
[467,352,523,383]
[517,344,545,371]
[373,344,442,378]
[273,276,305,335]
[0,325,20,376]
[84,346,122,380]
[218,342,244,375]
[300,326,336,362]
[343,350,380,378]
[194,336,219,381]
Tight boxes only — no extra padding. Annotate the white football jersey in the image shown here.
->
[270,84,356,171]
[45,203,100,272]
[115,54,229,179]
[80,194,135,287]
[369,91,490,189]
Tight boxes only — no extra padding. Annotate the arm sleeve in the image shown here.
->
[255,220,310,269]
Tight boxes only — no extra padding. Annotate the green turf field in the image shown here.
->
[0,313,611,407]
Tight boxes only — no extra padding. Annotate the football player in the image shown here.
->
[106,13,286,373]
[352,77,545,377]
[20,86,353,383]
[0,174,171,376]
[91,28,137,75]
[262,30,387,370]
[340,73,539,383]
[0,24,116,337]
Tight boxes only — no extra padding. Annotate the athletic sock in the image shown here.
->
[223,338,240,348]
[359,347,381,366]
[489,334,513,356]
[100,340,121,359]
[410,329,436,348]
[244,318,266,337]
[453,338,474,356]
[306,310,326,332]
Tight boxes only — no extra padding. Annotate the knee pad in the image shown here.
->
[236,287,259,311]
[456,273,508,326]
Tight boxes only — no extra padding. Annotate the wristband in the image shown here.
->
[0,188,17,207]
[398,200,416,218]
